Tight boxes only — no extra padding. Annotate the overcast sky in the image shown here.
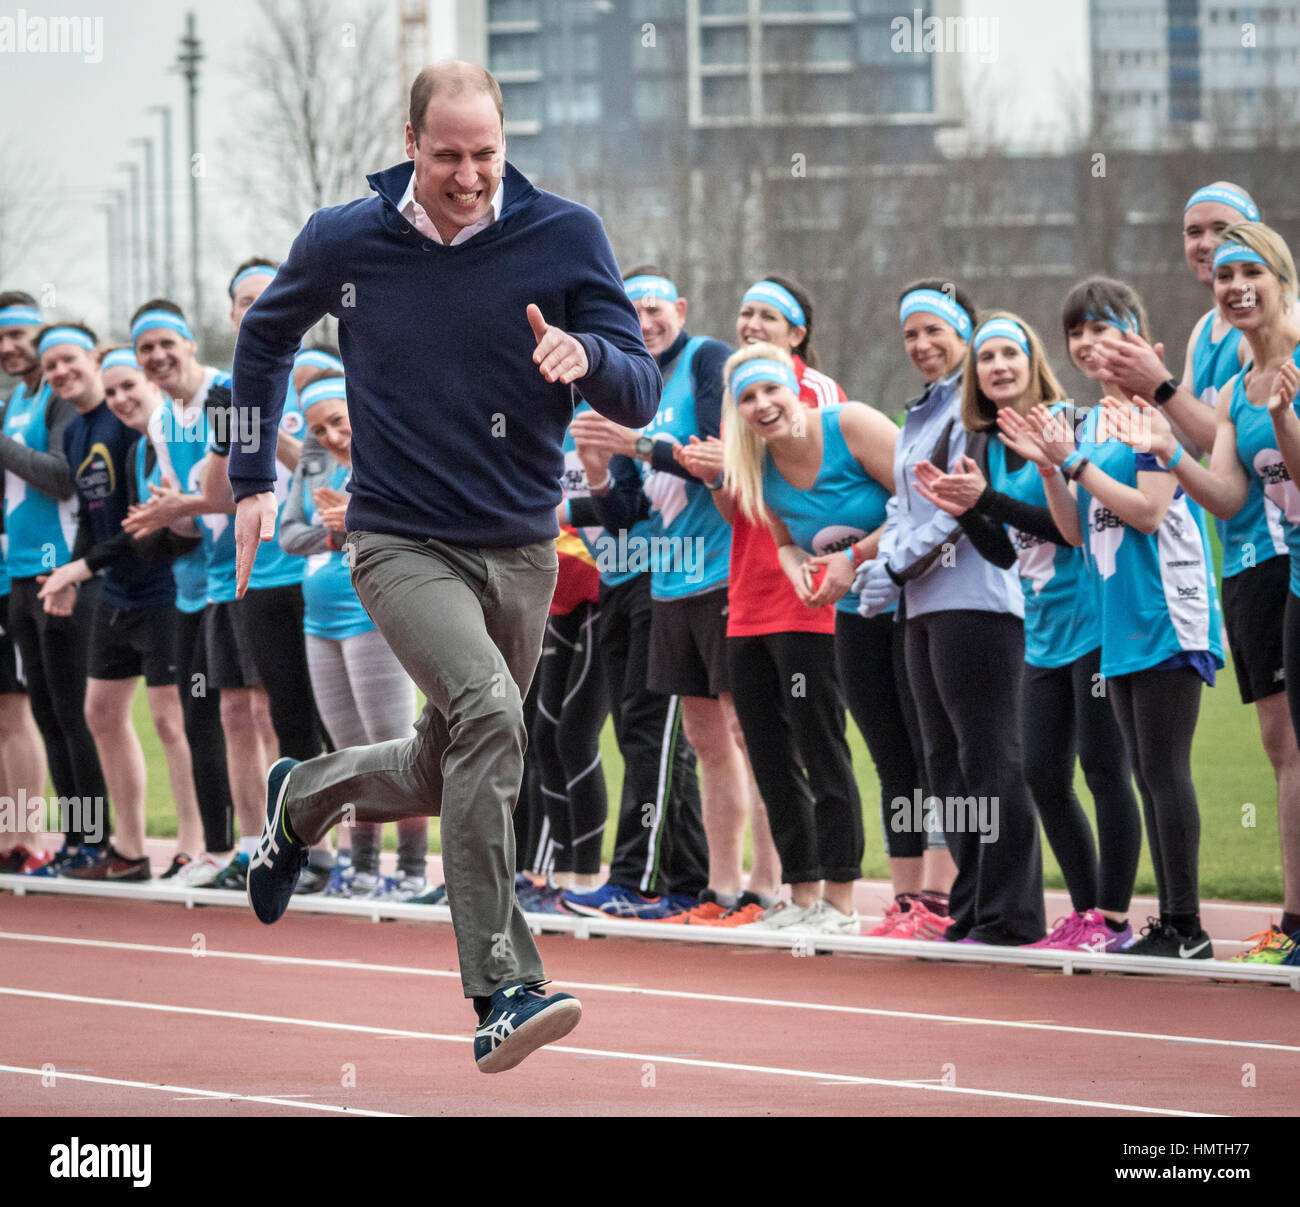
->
[0,0,1089,334]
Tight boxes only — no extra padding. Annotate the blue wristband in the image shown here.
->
[1161,444,1184,470]
[843,548,855,565]
[1062,451,1083,476]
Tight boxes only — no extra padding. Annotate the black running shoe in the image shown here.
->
[247,757,305,924]
[1119,917,1215,959]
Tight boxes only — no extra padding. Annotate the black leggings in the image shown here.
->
[834,610,929,859]
[1023,648,1141,915]
[905,608,1045,943]
[174,606,234,853]
[1107,666,1204,919]
[233,583,325,761]
[535,601,609,876]
[727,629,862,883]
[601,574,706,898]
[8,576,108,843]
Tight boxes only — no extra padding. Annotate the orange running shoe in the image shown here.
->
[657,890,730,925]
[695,894,768,927]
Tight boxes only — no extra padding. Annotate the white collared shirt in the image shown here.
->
[397,169,503,246]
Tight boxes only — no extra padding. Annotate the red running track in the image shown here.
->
[0,895,1296,1117]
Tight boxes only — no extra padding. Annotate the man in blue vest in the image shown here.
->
[228,61,660,1073]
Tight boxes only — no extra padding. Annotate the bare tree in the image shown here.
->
[230,0,402,243]
[0,137,62,284]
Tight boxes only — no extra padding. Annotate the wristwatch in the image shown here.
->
[634,436,655,462]
[1152,377,1179,406]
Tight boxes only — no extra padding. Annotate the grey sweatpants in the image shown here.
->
[283,530,558,997]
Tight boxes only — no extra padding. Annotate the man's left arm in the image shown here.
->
[564,211,662,430]
[229,212,337,501]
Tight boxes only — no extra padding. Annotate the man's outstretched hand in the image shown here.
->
[234,492,278,599]
[528,304,589,385]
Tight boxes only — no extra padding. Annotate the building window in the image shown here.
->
[700,0,747,14]
[702,75,751,117]
[489,32,539,72]
[764,23,854,63]
[488,0,539,21]
[701,25,749,66]
[548,78,602,124]
[501,82,542,122]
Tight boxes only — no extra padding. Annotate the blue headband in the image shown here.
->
[728,358,799,402]
[1185,185,1260,223]
[0,305,42,329]
[37,327,95,357]
[293,349,344,375]
[973,318,1031,358]
[230,264,277,295]
[300,378,347,410]
[1213,241,1280,277]
[1084,307,1139,336]
[101,348,141,373]
[742,281,806,328]
[131,310,195,344]
[625,275,678,303]
[898,289,972,342]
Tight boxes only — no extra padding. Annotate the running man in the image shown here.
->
[229,61,660,1072]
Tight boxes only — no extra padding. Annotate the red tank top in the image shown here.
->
[726,356,846,637]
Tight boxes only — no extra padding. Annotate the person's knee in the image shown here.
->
[84,691,126,738]
[219,691,258,734]
[151,703,186,748]
[681,700,731,765]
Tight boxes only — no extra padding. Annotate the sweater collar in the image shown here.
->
[368,160,535,232]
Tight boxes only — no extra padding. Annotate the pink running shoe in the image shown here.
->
[1066,909,1133,953]
[887,900,952,941]
[866,899,906,937]
[1025,911,1086,949]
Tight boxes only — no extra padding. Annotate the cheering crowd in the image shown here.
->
[1,176,1299,969]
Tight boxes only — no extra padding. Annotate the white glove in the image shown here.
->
[854,560,901,618]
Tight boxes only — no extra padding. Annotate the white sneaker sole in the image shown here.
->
[476,998,583,1074]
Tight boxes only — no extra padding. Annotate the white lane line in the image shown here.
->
[0,930,1293,1056]
[0,986,1224,1117]
[0,1064,404,1116]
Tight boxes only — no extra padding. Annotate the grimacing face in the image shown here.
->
[404,89,504,241]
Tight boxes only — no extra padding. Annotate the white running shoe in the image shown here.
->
[797,899,862,935]
[736,900,814,931]
[168,853,226,888]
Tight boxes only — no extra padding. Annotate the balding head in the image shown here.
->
[409,60,504,144]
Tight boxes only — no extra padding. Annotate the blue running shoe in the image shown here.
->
[561,882,670,919]
[1283,931,1300,966]
[25,843,80,877]
[473,981,582,1073]
[247,757,305,924]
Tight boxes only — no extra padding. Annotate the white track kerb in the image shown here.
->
[2,874,1296,990]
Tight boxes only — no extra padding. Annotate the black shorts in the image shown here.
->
[1222,556,1288,704]
[202,600,260,690]
[647,587,729,698]
[88,599,178,686]
[0,593,25,694]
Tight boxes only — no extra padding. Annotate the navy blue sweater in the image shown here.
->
[64,403,177,610]
[230,161,661,547]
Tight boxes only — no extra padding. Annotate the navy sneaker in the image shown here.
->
[473,981,582,1073]
[247,758,305,924]
[25,843,80,877]
[562,882,671,919]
